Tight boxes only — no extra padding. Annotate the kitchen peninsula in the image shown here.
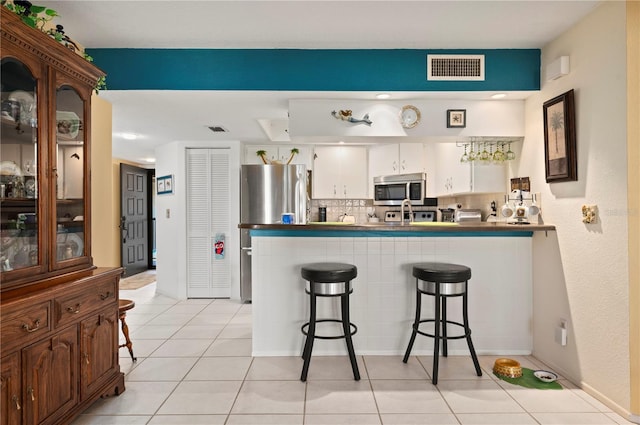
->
[240,222,555,357]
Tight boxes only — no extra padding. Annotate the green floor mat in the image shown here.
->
[494,367,563,390]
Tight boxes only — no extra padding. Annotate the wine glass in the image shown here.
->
[479,142,490,162]
[506,142,516,160]
[468,142,477,162]
[493,142,505,162]
[487,143,495,163]
[460,144,469,163]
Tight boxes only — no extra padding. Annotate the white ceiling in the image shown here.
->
[42,0,602,163]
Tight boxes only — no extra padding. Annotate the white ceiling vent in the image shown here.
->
[207,125,228,133]
[427,54,485,81]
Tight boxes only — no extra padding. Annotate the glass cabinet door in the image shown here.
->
[0,57,40,273]
[55,85,85,263]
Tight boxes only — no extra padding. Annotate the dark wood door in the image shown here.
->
[120,164,149,278]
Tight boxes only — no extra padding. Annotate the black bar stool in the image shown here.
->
[300,262,360,382]
[402,262,482,384]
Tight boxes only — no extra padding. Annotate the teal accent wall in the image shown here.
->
[87,48,540,91]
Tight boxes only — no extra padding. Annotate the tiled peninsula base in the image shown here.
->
[251,232,533,357]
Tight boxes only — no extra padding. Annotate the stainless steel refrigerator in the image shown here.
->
[240,164,308,302]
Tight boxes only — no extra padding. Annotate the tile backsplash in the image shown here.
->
[309,199,374,223]
[310,192,542,224]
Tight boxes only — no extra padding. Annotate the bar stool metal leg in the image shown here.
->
[341,291,360,380]
[300,282,317,381]
[463,290,482,377]
[441,294,448,357]
[432,282,441,385]
[402,278,422,363]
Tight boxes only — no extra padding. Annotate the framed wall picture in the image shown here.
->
[543,89,577,182]
[157,175,173,195]
[447,109,466,128]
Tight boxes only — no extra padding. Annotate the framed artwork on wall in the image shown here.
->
[447,109,466,128]
[157,175,173,195]
[543,89,577,182]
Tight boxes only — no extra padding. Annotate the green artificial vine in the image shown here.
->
[2,0,58,29]
[2,0,107,93]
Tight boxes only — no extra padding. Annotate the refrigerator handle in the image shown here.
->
[241,247,252,256]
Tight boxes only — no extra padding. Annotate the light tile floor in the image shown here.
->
[71,283,633,425]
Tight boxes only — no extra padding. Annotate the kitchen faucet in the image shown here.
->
[400,198,414,225]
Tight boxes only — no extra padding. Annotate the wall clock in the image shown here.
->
[400,105,421,129]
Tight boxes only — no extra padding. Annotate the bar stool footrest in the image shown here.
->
[302,319,358,340]
[413,319,471,340]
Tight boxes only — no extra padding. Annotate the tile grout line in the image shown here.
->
[360,355,384,425]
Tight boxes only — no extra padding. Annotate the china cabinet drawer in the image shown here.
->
[54,280,117,328]
[1,300,52,355]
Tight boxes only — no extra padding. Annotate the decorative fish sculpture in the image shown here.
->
[331,109,372,126]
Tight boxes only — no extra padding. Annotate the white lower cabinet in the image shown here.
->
[313,146,368,199]
[433,143,507,197]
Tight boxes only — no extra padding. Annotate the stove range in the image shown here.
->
[384,210,437,223]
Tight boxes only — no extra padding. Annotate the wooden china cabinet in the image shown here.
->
[1,8,124,425]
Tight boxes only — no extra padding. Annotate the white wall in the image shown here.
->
[155,140,241,300]
[289,99,525,139]
[519,2,630,414]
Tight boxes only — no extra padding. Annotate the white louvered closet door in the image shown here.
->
[186,148,231,298]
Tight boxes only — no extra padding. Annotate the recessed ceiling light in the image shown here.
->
[121,133,138,140]
[376,93,391,100]
[491,93,507,99]
[338,141,345,145]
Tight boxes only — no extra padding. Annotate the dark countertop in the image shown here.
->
[239,222,555,233]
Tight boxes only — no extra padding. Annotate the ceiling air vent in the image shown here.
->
[208,125,228,133]
[427,54,485,81]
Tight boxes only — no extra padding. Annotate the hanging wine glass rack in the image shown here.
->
[457,137,523,164]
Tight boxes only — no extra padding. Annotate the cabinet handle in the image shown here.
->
[83,353,90,365]
[27,387,35,401]
[21,319,41,333]
[100,291,112,300]
[392,161,397,171]
[12,395,20,410]
[343,185,347,196]
[333,185,336,196]
[401,160,406,170]
[66,303,81,314]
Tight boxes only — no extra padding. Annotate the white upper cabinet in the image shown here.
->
[244,145,312,169]
[313,146,368,199]
[432,143,507,197]
[369,143,426,177]
[368,143,426,197]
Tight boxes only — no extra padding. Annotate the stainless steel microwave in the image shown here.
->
[373,172,428,206]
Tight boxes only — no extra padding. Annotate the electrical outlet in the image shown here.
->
[555,319,568,346]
